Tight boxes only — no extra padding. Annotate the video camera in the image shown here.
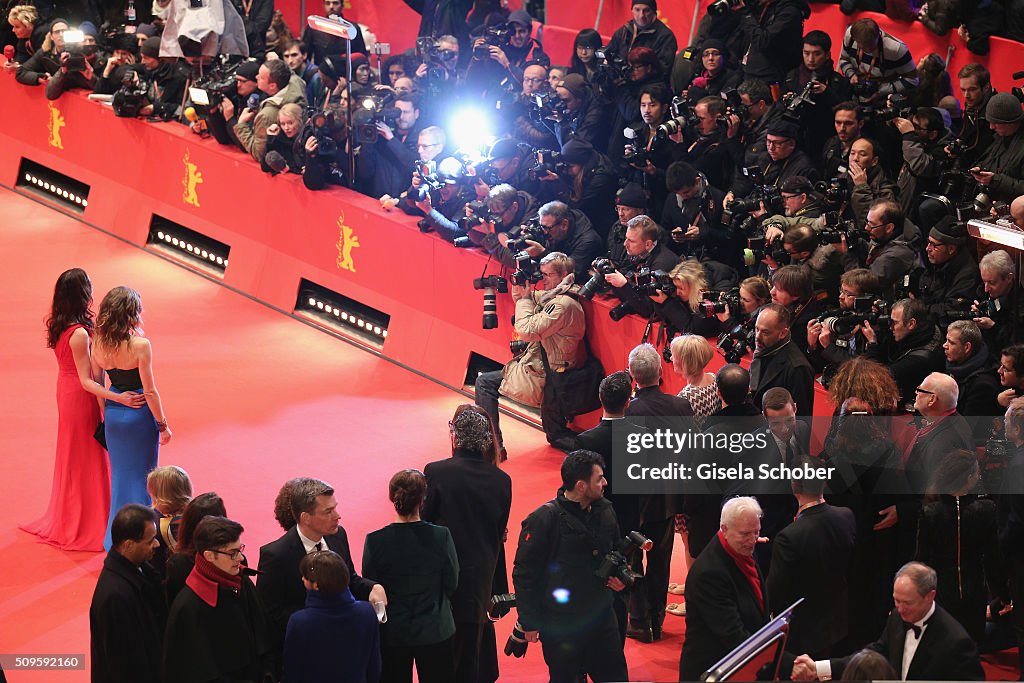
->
[352,92,401,144]
[473,275,509,329]
[718,320,755,363]
[61,29,92,73]
[112,67,151,118]
[188,58,245,114]
[595,531,654,589]
[306,108,345,157]
[474,23,514,59]
[579,258,618,300]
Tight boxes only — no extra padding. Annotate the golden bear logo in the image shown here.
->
[47,102,65,149]
[335,212,360,273]
[182,148,203,207]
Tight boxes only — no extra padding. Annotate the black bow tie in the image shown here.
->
[902,620,927,639]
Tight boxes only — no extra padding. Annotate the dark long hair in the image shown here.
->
[569,28,602,76]
[46,268,94,348]
[174,492,227,556]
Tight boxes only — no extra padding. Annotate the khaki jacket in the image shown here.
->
[235,73,307,163]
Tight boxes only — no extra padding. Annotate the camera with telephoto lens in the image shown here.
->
[708,0,741,15]
[815,176,853,210]
[609,301,634,321]
[815,296,890,336]
[61,29,91,73]
[112,67,151,118]
[656,96,699,139]
[579,258,618,300]
[634,267,675,297]
[594,46,632,81]
[723,167,784,225]
[742,233,789,268]
[869,93,915,124]
[818,209,866,245]
[352,92,401,144]
[921,139,989,221]
[700,288,741,318]
[474,23,514,59]
[473,275,509,329]
[458,200,495,235]
[530,90,567,122]
[717,321,755,363]
[941,297,997,324]
[594,531,654,590]
[524,149,567,180]
[307,108,344,157]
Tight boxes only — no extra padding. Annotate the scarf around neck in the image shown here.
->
[717,529,764,611]
[186,551,243,607]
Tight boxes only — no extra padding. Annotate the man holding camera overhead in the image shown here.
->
[473,252,586,455]
[512,450,629,683]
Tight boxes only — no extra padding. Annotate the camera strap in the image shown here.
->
[544,500,604,557]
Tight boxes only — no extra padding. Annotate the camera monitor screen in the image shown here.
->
[701,598,804,682]
[189,88,210,107]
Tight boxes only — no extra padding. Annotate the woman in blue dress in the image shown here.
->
[91,286,172,549]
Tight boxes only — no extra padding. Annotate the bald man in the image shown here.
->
[1010,195,1024,230]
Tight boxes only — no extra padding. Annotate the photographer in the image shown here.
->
[466,18,544,100]
[558,139,618,240]
[94,34,145,95]
[894,107,949,215]
[608,47,668,171]
[760,176,824,240]
[975,250,1024,353]
[302,98,351,190]
[728,0,810,86]
[863,297,946,407]
[622,84,683,216]
[45,21,100,101]
[954,64,995,170]
[649,259,725,336]
[121,37,190,120]
[969,93,1024,203]
[200,61,261,149]
[944,320,1001,442]
[602,214,680,300]
[234,59,307,164]
[781,224,843,301]
[917,217,981,320]
[535,201,605,284]
[475,139,547,201]
[15,18,66,86]
[714,275,771,331]
[606,0,678,76]
[838,198,919,293]
[806,268,883,373]
[782,31,854,154]
[732,120,820,201]
[354,94,422,199]
[503,10,549,77]
[725,79,783,178]
[770,264,826,354]
[682,96,734,193]
[838,19,918,102]
[606,183,651,263]
[512,450,628,683]
[471,183,539,266]
[510,65,561,151]
[848,137,898,225]
[404,158,473,242]
[661,161,730,262]
[551,74,611,151]
[474,252,586,452]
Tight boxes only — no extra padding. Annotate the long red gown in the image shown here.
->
[20,324,111,551]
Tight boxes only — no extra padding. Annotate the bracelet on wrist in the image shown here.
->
[156,419,168,432]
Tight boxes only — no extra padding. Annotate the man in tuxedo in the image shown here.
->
[767,454,856,659]
[257,478,385,675]
[422,410,512,683]
[623,343,691,643]
[792,562,984,680]
[679,496,769,682]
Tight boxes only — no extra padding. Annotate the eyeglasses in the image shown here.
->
[925,241,946,250]
[865,222,887,230]
[523,77,546,84]
[418,142,442,150]
[914,386,935,395]
[210,544,245,560]
[765,139,794,148]
[781,193,802,200]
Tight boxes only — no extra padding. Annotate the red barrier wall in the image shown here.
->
[0,79,837,425]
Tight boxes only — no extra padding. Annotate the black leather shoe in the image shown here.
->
[625,626,653,643]
[652,624,663,641]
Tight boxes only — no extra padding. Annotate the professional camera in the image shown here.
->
[722,88,748,125]
[815,176,852,210]
[922,140,991,220]
[112,68,151,118]
[524,149,567,180]
[414,157,467,202]
[700,288,741,318]
[529,90,567,122]
[505,622,531,658]
[488,593,517,620]
[623,127,650,165]
[306,108,345,157]
[511,253,543,286]
[352,92,401,144]
[656,95,699,139]
[415,36,457,84]
[634,267,675,297]
[188,58,246,113]
[781,80,818,123]
[851,79,879,98]
[579,258,618,300]
[458,201,495,235]
[609,301,633,321]
[939,297,997,324]
[61,29,90,72]
[869,93,915,124]
[594,531,654,589]
[509,339,529,354]
[742,234,789,267]
[717,322,755,363]
[473,275,509,329]
[818,209,866,246]
[708,0,741,16]
[506,218,547,253]
[893,267,925,300]
[723,167,785,224]
[593,46,632,82]
[474,23,514,59]
[815,296,890,336]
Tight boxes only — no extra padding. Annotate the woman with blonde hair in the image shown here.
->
[645,259,720,336]
[92,286,171,550]
[670,334,721,419]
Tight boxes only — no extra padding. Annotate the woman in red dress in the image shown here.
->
[20,268,144,551]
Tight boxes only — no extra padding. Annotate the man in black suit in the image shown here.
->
[422,410,512,683]
[257,478,384,675]
[750,304,815,417]
[679,496,769,681]
[792,562,984,680]
[905,372,973,492]
[89,504,167,683]
[767,454,856,659]
[624,343,692,643]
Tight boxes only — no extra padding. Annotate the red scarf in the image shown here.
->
[186,551,242,607]
[717,530,764,612]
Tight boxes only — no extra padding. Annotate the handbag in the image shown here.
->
[540,338,604,418]
[93,421,107,449]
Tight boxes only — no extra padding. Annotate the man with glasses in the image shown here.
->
[807,268,881,376]
[724,79,782,180]
[780,224,842,300]
[839,198,919,292]
[864,298,945,407]
[258,478,385,677]
[164,516,273,683]
[905,373,972,492]
[917,217,980,320]
[761,176,824,245]
[90,504,166,683]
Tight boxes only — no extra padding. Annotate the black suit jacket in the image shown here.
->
[767,503,856,657]
[576,418,643,533]
[679,534,768,681]
[422,448,512,624]
[750,338,815,418]
[257,526,375,670]
[830,603,984,680]
[626,386,693,520]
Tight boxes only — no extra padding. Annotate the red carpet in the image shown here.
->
[0,185,1017,682]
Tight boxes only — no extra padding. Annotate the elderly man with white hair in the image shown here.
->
[679,497,768,681]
